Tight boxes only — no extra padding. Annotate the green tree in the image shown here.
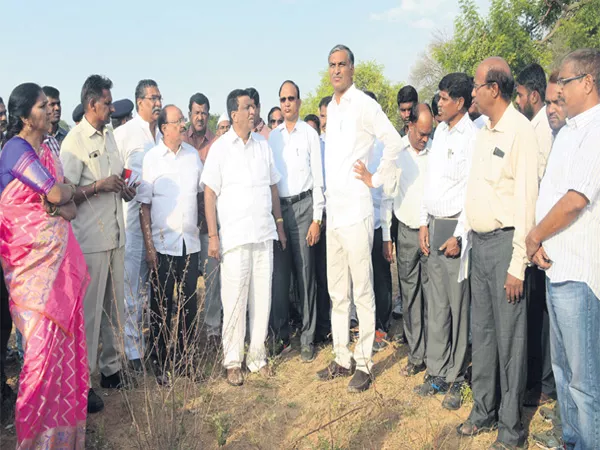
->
[300,61,404,129]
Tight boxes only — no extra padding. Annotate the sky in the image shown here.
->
[1,0,489,125]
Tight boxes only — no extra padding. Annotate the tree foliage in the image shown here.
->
[300,61,403,129]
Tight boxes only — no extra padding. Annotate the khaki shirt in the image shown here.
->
[465,104,539,280]
[61,117,125,253]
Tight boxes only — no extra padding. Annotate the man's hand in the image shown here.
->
[98,174,126,193]
[532,246,553,270]
[353,160,373,188]
[306,221,321,247]
[439,236,460,258]
[525,228,542,261]
[59,200,77,221]
[383,240,394,263]
[121,183,138,202]
[146,245,158,271]
[208,235,220,261]
[504,273,524,304]
[418,226,430,256]
[277,223,287,250]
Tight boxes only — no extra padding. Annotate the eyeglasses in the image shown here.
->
[143,96,163,103]
[270,119,284,125]
[557,74,588,87]
[166,118,186,125]
[473,82,492,92]
[280,96,296,103]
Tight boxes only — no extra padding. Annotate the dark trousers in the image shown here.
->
[372,227,392,332]
[396,221,427,365]
[314,218,331,341]
[423,219,470,382]
[0,269,10,388]
[525,266,556,398]
[149,246,199,370]
[270,195,317,347]
[469,229,527,447]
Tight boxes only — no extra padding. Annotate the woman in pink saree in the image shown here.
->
[0,83,90,449]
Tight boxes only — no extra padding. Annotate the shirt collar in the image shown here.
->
[449,112,471,134]
[485,103,516,133]
[277,119,301,135]
[401,132,429,156]
[566,103,600,130]
[531,106,547,128]
[332,84,358,106]
[159,139,185,156]
[81,116,107,138]
[225,128,257,146]
[186,125,214,141]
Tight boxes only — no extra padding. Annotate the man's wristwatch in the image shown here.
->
[313,220,322,226]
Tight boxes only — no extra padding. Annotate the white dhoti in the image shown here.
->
[221,240,273,372]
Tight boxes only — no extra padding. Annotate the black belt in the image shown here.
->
[473,226,515,237]
[280,189,312,205]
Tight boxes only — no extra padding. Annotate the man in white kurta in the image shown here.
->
[201,89,285,386]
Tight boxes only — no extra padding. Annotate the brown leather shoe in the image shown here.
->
[316,361,354,381]
[226,368,243,386]
[258,364,273,378]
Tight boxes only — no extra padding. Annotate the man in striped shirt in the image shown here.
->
[416,73,477,411]
[526,48,600,450]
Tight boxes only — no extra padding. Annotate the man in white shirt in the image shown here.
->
[315,44,403,393]
[268,80,324,362]
[382,103,432,372]
[416,74,477,411]
[113,79,162,372]
[526,48,600,450]
[202,89,286,387]
[138,105,203,386]
[515,63,554,181]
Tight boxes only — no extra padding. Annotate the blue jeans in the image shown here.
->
[546,280,600,450]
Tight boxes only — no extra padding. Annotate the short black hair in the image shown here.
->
[563,48,600,92]
[397,85,418,106]
[0,97,4,104]
[328,44,355,66]
[319,96,332,109]
[517,63,547,102]
[304,114,320,131]
[363,90,377,102]
[134,79,158,110]
[246,87,260,107]
[81,75,113,111]
[227,89,250,122]
[431,93,440,116]
[485,68,515,102]
[408,103,433,124]
[188,92,210,112]
[278,80,300,99]
[438,72,473,111]
[42,86,60,99]
[268,106,281,123]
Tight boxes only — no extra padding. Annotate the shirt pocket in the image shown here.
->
[86,149,103,181]
[250,153,270,186]
[444,149,467,181]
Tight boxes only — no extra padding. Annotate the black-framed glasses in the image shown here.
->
[557,74,588,87]
[473,82,492,92]
[143,96,163,103]
[270,118,284,125]
[280,96,296,103]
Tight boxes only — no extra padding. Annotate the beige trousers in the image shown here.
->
[83,247,125,377]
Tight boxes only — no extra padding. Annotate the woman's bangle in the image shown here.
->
[209,234,218,239]
[275,218,284,224]
[49,204,60,217]
[93,181,98,196]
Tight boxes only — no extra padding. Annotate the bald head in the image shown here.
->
[408,103,433,151]
[158,104,185,150]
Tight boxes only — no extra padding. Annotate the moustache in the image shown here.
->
[152,107,162,114]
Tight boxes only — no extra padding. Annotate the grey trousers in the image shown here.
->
[270,194,317,347]
[468,228,527,447]
[200,233,222,338]
[423,219,470,382]
[396,221,427,366]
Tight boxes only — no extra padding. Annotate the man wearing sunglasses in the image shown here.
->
[526,48,600,450]
[267,106,283,130]
[268,80,325,363]
[457,58,539,450]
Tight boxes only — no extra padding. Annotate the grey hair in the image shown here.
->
[329,44,355,66]
[563,48,600,92]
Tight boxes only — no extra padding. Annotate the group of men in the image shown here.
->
[0,44,599,450]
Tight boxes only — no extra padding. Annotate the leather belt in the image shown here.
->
[280,189,312,205]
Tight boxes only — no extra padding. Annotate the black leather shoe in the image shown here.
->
[442,381,464,410]
[316,361,354,381]
[100,370,133,389]
[400,362,426,377]
[347,370,372,393]
[87,389,104,414]
[414,375,449,396]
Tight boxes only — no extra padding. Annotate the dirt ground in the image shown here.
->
[0,263,554,450]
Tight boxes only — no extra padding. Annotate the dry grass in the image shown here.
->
[0,261,554,450]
